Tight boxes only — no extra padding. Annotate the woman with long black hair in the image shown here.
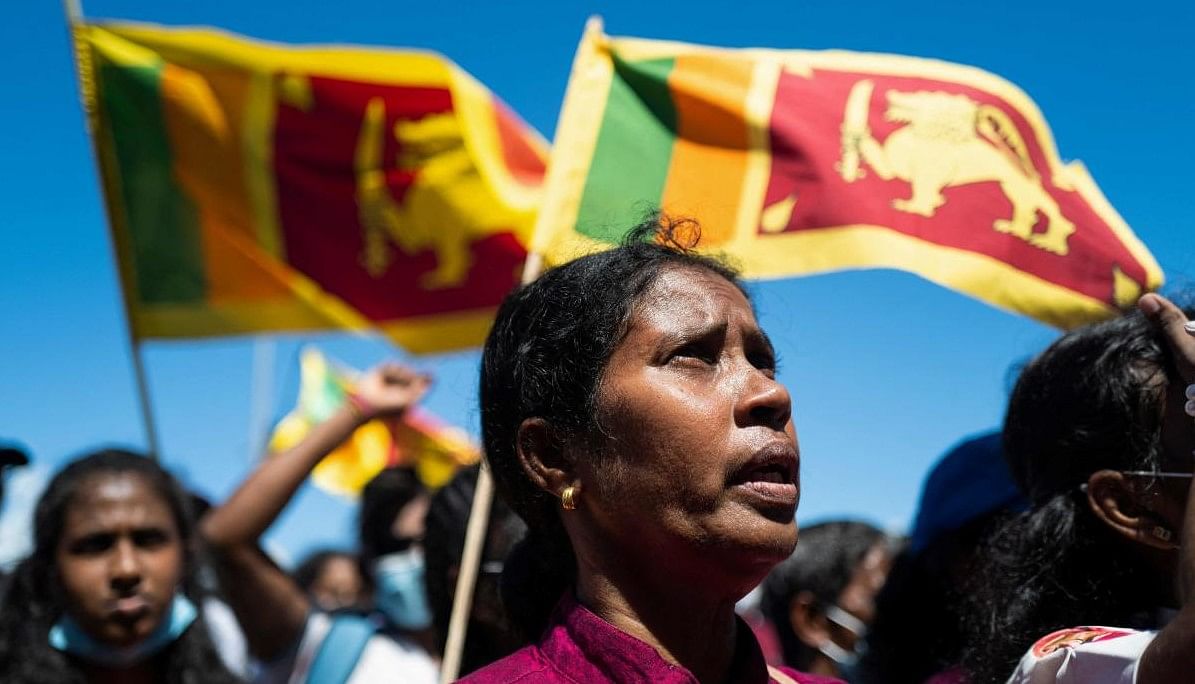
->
[963,294,1195,683]
[0,449,241,684]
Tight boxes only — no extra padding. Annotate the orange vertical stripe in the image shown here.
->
[660,54,755,246]
[161,63,289,301]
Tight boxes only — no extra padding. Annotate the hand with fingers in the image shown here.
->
[350,364,433,423]
[1138,293,1195,684]
[1138,293,1195,382]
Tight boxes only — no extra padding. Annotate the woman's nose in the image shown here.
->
[735,368,792,432]
[109,539,143,590]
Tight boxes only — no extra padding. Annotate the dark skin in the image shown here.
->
[309,554,366,612]
[200,364,430,660]
[1133,293,1195,683]
[55,473,185,684]
[518,266,799,684]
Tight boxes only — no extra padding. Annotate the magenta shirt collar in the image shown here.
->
[459,593,843,684]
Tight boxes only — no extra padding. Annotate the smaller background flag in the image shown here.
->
[269,347,478,496]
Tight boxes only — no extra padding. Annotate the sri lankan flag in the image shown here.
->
[535,19,1162,328]
[268,347,479,496]
[73,22,546,353]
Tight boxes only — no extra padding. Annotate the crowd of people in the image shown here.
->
[0,216,1192,684]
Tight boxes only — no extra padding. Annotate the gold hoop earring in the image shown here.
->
[561,485,579,511]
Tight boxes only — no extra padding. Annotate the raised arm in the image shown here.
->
[1136,293,1195,684]
[200,363,430,660]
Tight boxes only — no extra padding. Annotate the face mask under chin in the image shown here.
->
[49,593,198,668]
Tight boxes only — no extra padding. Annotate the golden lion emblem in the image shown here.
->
[354,98,481,289]
[838,80,1074,255]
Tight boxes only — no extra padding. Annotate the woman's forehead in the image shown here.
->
[634,266,753,321]
[64,473,173,529]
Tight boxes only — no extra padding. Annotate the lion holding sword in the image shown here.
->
[838,79,1075,255]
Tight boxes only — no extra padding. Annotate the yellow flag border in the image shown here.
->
[136,302,496,355]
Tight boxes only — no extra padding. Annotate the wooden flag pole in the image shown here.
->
[129,343,163,459]
[439,252,544,682]
[64,0,163,459]
[247,337,277,462]
[439,20,606,677]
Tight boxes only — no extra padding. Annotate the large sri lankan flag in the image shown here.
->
[74,22,546,353]
[534,20,1162,328]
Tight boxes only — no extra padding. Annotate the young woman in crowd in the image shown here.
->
[292,549,369,613]
[963,294,1195,683]
[0,449,241,684]
[761,520,894,681]
[424,466,527,676]
[462,216,843,684]
[357,464,437,652]
[200,365,438,684]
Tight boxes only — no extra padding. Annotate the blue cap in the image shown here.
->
[908,431,1027,554]
[0,442,28,468]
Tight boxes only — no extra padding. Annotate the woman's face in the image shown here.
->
[311,555,366,612]
[55,473,184,648]
[575,266,799,594]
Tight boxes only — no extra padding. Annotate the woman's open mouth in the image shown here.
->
[730,443,799,508]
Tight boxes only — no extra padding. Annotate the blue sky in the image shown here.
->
[1,0,1191,565]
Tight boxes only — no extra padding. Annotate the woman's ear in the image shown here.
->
[789,590,831,649]
[1087,469,1178,550]
[516,417,575,497]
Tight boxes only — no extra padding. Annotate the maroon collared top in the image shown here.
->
[458,593,844,684]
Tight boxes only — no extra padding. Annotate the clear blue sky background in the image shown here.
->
[1,0,1191,566]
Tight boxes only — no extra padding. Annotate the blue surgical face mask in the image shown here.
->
[373,547,431,630]
[49,593,197,668]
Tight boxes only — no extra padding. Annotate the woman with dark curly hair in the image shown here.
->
[962,294,1195,683]
[0,449,241,684]
[461,216,842,684]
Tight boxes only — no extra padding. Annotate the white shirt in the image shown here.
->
[1007,626,1157,684]
[256,612,438,684]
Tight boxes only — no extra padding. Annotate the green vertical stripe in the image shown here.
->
[98,59,206,304]
[574,56,677,243]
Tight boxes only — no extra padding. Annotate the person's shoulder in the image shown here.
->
[347,632,438,683]
[455,645,556,683]
[1008,626,1156,684]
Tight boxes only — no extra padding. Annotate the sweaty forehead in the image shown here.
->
[633,266,752,326]
[63,474,175,535]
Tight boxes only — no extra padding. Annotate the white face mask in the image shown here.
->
[373,547,432,630]
[818,604,866,674]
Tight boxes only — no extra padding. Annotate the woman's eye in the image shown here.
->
[749,350,779,377]
[671,343,718,365]
[132,529,170,548]
[70,534,115,555]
